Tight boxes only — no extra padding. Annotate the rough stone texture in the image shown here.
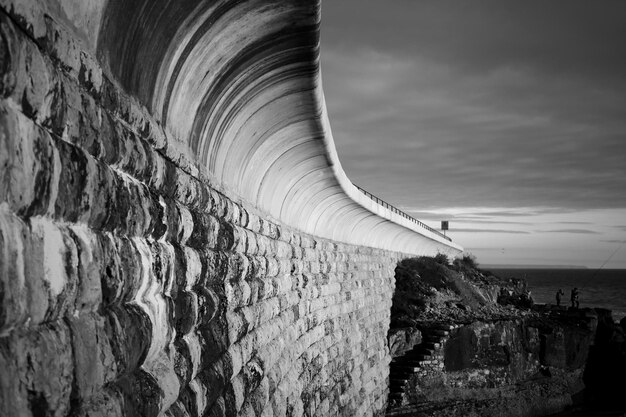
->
[388,316,594,417]
[0,2,417,415]
[385,258,598,417]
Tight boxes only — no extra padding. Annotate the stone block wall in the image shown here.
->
[0,4,401,416]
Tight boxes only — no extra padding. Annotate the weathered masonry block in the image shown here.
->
[0,1,460,416]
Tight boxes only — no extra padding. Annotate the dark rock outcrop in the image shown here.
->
[387,257,605,417]
[582,309,626,412]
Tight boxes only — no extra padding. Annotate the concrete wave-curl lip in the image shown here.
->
[97,0,462,256]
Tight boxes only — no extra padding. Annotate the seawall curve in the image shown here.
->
[94,0,460,256]
[1,0,460,416]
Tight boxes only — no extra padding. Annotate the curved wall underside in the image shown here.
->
[92,0,461,256]
[1,0,463,415]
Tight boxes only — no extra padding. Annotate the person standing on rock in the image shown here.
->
[556,289,564,306]
[570,287,580,308]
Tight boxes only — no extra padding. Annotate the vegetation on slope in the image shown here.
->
[390,254,529,328]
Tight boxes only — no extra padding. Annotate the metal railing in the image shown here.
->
[353,184,452,242]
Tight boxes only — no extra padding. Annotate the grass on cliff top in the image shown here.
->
[390,254,522,328]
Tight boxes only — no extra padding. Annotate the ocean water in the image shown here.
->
[488,268,626,322]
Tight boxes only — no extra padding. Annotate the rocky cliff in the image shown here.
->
[386,256,609,417]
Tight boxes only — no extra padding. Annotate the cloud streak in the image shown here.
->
[451,228,530,234]
[321,2,626,212]
[537,229,601,235]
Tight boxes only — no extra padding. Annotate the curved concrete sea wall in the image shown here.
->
[0,1,461,416]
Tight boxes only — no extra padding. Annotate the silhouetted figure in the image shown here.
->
[570,287,579,308]
[555,289,564,306]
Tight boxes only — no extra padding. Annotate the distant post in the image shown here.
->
[441,221,449,237]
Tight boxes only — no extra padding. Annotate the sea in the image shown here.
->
[487,268,626,322]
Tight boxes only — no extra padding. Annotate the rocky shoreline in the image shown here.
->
[386,256,626,417]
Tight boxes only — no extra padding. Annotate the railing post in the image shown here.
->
[352,183,451,241]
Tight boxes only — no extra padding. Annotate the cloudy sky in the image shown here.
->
[320,0,626,268]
